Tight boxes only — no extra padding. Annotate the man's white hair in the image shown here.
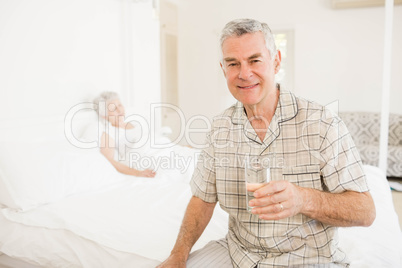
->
[220,18,277,62]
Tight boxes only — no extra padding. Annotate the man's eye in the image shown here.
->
[228,63,237,67]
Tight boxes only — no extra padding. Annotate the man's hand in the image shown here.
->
[248,180,375,227]
[248,180,304,220]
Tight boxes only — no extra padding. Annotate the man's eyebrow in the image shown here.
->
[248,53,262,60]
[223,57,237,62]
[223,53,263,63]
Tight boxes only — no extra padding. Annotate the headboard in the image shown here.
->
[339,112,402,178]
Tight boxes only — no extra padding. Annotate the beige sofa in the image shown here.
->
[339,112,402,178]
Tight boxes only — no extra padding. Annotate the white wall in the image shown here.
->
[177,0,402,122]
[0,0,160,130]
[128,1,161,119]
[1,0,399,144]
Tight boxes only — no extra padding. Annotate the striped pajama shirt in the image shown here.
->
[189,90,369,267]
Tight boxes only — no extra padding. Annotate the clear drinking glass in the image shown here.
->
[245,155,271,212]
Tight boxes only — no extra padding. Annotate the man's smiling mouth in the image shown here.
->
[238,83,259,89]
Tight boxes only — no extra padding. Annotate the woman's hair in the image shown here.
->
[220,18,277,61]
[93,91,119,116]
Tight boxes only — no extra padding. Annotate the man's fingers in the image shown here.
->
[249,190,286,207]
[253,180,287,198]
[251,202,288,219]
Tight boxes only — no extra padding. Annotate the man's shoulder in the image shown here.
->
[291,92,341,126]
[218,103,238,116]
[292,93,324,111]
[210,103,238,128]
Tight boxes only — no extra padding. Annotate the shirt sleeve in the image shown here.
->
[190,131,218,203]
[319,109,369,193]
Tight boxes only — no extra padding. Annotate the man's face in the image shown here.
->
[220,32,280,107]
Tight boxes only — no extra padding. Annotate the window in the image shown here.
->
[274,30,294,91]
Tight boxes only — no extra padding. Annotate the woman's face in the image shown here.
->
[106,98,125,125]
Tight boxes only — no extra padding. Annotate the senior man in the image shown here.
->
[157,18,375,268]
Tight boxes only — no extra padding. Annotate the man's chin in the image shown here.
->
[237,98,260,107]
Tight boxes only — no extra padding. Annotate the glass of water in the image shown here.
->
[245,155,270,212]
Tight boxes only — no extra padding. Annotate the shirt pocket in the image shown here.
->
[282,165,322,190]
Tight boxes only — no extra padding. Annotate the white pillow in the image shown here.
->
[0,140,124,211]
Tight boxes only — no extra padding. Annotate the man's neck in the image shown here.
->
[244,88,280,142]
[244,88,279,120]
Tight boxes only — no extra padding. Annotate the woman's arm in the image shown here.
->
[100,132,156,177]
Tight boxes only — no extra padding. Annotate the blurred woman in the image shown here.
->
[93,92,156,178]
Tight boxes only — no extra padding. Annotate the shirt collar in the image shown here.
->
[231,89,298,125]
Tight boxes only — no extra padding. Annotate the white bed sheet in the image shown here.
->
[0,253,42,268]
[0,206,160,268]
[1,177,228,262]
[1,165,401,267]
[338,165,402,267]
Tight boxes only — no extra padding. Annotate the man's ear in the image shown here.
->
[220,62,227,77]
[274,50,282,74]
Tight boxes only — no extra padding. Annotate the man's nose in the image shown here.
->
[238,64,252,80]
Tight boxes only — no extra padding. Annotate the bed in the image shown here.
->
[0,116,401,268]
